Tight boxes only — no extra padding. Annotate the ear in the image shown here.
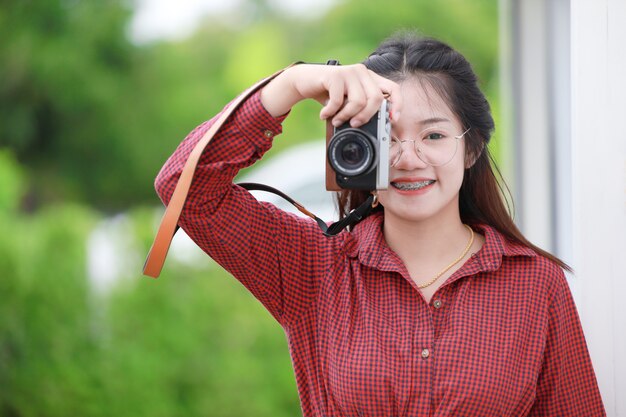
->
[465,142,485,169]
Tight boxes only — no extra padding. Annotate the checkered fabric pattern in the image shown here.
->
[155,91,606,416]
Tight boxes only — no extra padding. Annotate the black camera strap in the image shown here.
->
[238,182,374,237]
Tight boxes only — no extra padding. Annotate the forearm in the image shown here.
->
[154,90,286,214]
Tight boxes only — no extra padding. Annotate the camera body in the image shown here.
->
[325,100,391,191]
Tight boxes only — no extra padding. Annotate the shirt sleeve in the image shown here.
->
[154,89,334,327]
[528,268,606,416]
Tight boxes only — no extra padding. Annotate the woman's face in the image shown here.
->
[377,78,467,225]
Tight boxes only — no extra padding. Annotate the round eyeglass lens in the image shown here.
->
[418,136,458,166]
[389,133,461,167]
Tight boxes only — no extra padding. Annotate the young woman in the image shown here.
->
[155,34,605,416]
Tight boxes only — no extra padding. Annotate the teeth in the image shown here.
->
[392,180,435,191]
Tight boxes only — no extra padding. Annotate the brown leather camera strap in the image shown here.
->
[143,64,297,278]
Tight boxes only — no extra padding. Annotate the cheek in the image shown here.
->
[433,168,463,194]
[377,189,391,206]
[445,148,468,185]
[435,146,466,179]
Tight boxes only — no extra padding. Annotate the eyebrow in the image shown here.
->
[418,117,452,126]
[390,116,455,131]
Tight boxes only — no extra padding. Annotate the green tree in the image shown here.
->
[1,1,134,208]
[0,0,499,211]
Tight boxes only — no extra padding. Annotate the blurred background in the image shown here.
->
[1,0,623,416]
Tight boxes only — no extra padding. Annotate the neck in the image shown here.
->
[382,213,468,265]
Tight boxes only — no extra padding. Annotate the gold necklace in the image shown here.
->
[417,224,474,289]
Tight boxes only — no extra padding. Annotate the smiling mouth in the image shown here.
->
[391,180,436,191]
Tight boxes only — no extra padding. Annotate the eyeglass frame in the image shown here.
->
[389,127,471,167]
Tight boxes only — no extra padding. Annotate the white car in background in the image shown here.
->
[238,140,337,222]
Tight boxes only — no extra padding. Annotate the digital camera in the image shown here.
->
[325,100,391,191]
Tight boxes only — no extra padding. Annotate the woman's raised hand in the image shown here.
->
[260,63,402,127]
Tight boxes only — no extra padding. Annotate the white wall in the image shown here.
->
[571,0,626,415]
[502,0,626,414]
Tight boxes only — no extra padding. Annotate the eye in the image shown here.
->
[425,132,445,140]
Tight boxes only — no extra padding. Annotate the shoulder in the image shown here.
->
[509,253,568,299]
[477,224,568,295]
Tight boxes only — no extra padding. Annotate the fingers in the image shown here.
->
[318,64,401,128]
[377,76,403,123]
[319,78,345,121]
[334,68,383,127]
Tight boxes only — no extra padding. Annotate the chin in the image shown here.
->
[379,194,460,225]
[381,204,439,224]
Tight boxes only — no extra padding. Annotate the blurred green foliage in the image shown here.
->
[0,0,499,415]
[0,199,298,416]
[0,0,499,212]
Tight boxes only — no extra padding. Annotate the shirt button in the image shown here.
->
[263,129,274,138]
[421,349,430,359]
[433,299,443,309]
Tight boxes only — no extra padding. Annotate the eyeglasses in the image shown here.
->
[389,127,471,167]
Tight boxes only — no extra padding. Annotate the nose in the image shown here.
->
[392,143,429,170]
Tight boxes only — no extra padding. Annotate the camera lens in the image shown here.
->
[341,142,365,166]
[328,129,375,177]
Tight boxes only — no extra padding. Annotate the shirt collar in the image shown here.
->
[468,223,536,272]
[345,213,536,273]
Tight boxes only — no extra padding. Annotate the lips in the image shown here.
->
[391,179,436,191]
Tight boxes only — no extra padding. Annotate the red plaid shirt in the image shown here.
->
[155,91,605,416]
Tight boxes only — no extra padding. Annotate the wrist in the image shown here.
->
[260,66,303,117]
